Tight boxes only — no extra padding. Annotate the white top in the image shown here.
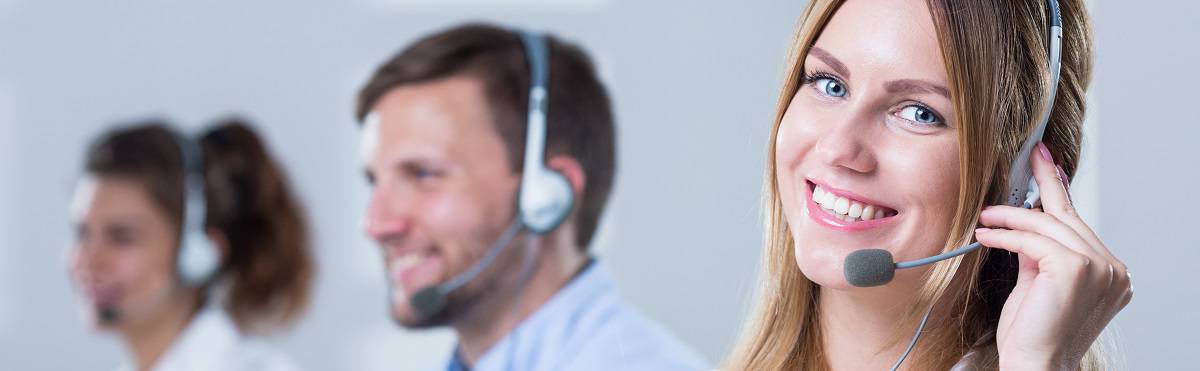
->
[116,306,301,371]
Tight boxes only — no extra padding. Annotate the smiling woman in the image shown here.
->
[726,0,1128,370]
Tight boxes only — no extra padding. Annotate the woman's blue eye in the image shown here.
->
[815,78,847,97]
[897,105,942,125]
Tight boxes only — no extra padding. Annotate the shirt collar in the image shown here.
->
[449,259,620,371]
[117,305,241,371]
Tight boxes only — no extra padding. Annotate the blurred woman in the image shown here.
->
[68,118,314,371]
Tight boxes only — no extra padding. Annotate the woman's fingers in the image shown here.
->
[1029,143,1129,287]
[977,215,1130,308]
[1032,142,1072,216]
[974,227,1091,281]
[1031,143,1115,261]
[979,205,1095,260]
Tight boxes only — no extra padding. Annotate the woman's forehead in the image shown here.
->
[811,0,948,87]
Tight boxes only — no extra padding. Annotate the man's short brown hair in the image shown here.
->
[356,23,616,250]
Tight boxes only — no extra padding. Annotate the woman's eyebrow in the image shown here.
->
[807,47,851,79]
[884,79,950,99]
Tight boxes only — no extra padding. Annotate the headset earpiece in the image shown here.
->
[177,228,219,285]
[517,31,574,234]
[173,132,220,286]
[520,167,574,234]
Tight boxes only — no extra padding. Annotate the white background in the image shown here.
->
[0,0,1194,369]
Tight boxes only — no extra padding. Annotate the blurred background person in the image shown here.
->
[68,118,314,371]
[356,23,706,370]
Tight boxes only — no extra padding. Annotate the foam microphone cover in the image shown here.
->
[98,307,120,323]
[411,286,446,318]
[844,249,896,287]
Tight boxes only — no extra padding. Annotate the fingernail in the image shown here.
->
[1037,141,1053,162]
[975,227,992,234]
[1057,164,1073,203]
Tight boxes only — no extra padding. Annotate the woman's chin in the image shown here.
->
[794,249,857,290]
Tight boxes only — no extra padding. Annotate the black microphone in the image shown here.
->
[843,241,984,287]
[844,249,897,287]
[408,220,524,318]
[98,306,120,323]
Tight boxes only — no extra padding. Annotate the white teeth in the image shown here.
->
[833,197,850,214]
[811,184,894,222]
[848,202,863,219]
[820,190,837,209]
[392,253,425,272]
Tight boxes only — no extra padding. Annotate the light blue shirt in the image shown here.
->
[445,260,708,371]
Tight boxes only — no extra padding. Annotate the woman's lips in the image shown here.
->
[805,180,899,231]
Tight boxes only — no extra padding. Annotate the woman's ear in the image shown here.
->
[545,155,586,198]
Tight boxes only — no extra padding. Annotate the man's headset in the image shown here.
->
[408,30,575,318]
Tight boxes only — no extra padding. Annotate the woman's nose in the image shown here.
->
[813,117,877,174]
[70,241,104,277]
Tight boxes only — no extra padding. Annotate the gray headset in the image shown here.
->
[516,31,574,233]
[173,133,220,287]
[1005,0,1063,208]
[408,30,574,318]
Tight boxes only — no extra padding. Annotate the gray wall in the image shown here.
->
[0,0,799,369]
[0,0,1192,370]
[1094,1,1200,368]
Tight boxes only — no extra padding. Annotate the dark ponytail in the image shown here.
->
[84,117,314,334]
[198,118,313,333]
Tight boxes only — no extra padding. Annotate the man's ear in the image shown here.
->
[545,155,586,198]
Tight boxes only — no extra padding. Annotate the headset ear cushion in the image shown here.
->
[177,233,220,286]
[520,170,574,234]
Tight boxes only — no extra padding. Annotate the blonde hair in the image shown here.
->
[725,0,1099,369]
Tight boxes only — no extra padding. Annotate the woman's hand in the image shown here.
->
[975,142,1132,370]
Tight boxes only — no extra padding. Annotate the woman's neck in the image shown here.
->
[120,295,200,371]
[819,279,928,370]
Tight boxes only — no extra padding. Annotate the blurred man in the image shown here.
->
[355,23,707,371]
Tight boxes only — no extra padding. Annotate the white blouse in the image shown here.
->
[116,306,301,371]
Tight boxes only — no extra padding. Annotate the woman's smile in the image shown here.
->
[804,178,899,231]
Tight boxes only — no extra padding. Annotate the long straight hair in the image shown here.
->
[725,0,1100,369]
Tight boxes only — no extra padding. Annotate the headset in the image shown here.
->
[173,133,221,287]
[408,30,575,318]
[98,132,219,324]
[840,1,1064,369]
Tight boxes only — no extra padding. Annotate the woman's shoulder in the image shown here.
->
[230,336,304,371]
[205,306,303,371]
